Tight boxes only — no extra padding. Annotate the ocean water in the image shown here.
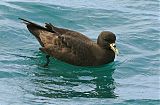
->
[0,0,159,105]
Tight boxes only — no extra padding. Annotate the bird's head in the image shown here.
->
[97,31,119,56]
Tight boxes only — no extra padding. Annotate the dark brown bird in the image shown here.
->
[19,18,119,67]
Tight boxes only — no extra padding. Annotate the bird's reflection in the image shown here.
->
[24,54,117,98]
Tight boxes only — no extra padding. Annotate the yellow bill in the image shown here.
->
[110,43,119,56]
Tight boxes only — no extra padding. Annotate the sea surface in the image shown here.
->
[0,0,159,105]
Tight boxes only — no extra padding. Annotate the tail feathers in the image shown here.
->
[19,18,54,33]
[19,18,36,25]
[19,18,61,47]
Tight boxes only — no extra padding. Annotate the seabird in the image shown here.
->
[19,18,119,66]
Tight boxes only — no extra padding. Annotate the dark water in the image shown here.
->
[0,0,159,105]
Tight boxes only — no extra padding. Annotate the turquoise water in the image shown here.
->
[0,0,160,104]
